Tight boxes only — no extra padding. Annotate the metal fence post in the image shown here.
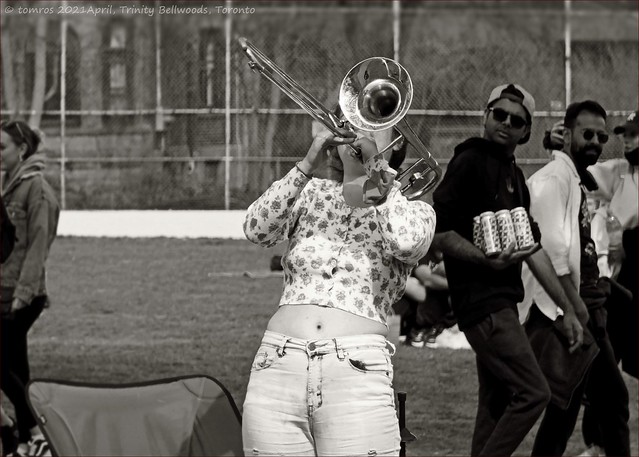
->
[60,3,68,210]
[155,1,165,156]
[393,0,401,62]
[564,0,572,108]
[224,0,232,210]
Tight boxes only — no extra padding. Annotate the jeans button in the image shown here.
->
[308,342,316,351]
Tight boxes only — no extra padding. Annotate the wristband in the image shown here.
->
[295,162,313,179]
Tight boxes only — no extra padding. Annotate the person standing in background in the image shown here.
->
[1,121,60,457]
[523,101,629,456]
[579,111,638,457]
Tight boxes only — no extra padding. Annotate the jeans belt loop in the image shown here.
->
[276,336,290,357]
[334,338,346,361]
[386,340,396,356]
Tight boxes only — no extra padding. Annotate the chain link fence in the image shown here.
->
[1,0,637,209]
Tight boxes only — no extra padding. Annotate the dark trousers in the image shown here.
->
[532,307,630,457]
[415,290,455,330]
[1,297,46,443]
[393,292,455,337]
[464,306,551,456]
[582,227,637,450]
[616,226,638,378]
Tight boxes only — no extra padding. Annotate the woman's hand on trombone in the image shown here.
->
[298,127,356,176]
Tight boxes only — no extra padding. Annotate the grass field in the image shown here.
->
[24,237,638,456]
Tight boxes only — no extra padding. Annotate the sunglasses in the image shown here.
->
[488,107,528,129]
[582,129,609,144]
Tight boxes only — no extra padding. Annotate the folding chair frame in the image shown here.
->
[26,374,242,457]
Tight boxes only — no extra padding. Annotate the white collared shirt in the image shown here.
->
[519,150,582,322]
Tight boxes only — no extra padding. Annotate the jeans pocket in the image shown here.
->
[480,311,497,338]
[346,347,393,378]
[250,344,281,372]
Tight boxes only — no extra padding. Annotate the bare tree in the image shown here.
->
[29,16,48,127]
[1,15,21,116]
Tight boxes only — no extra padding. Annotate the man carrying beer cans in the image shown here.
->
[522,100,630,456]
[432,83,584,456]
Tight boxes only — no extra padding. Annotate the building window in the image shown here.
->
[109,62,126,92]
[109,24,127,49]
[103,19,132,114]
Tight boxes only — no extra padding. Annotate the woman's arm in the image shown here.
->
[244,129,356,248]
[374,186,436,265]
[339,137,434,264]
[528,174,571,276]
[243,167,310,248]
[525,249,586,352]
[13,180,51,306]
[413,263,448,290]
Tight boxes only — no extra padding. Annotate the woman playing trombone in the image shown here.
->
[242,119,436,456]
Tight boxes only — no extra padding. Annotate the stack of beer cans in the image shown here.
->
[473,207,535,256]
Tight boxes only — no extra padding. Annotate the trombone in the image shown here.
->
[238,37,441,201]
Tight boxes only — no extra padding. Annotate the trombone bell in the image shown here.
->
[340,58,411,132]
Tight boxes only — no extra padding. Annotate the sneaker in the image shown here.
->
[8,442,29,457]
[425,326,445,349]
[1,423,18,456]
[578,445,604,456]
[409,329,426,348]
[27,435,51,457]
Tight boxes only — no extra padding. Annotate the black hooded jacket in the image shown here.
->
[433,137,541,330]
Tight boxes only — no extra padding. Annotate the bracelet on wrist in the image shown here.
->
[295,161,313,179]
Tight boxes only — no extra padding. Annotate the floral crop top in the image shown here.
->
[243,165,436,325]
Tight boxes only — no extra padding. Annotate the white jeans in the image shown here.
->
[242,330,400,456]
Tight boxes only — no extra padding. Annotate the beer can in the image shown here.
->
[511,207,535,249]
[495,209,518,250]
[479,211,501,256]
[472,216,484,251]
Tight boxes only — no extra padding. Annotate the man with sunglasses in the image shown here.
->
[432,84,584,456]
[576,111,638,457]
[523,101,630,456]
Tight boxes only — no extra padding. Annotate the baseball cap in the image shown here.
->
[613,111,638,135]
[487,83,535,123]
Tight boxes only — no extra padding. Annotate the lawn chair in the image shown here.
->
[26,375,242,456]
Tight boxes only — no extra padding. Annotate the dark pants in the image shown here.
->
[581,227,639,447]
[582,228,637,452]
[1,297,46,443]
[415,289,455,330]
[532,307,630,457]
[464,306,551,456]
[616,226,638,378]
